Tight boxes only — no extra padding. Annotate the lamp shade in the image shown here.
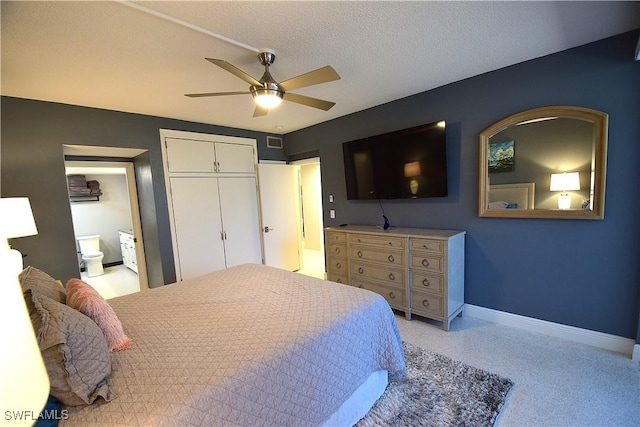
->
[549,172,580,192]
[0,238,50,424]
[0,198,38,239]
[404,161,421,178]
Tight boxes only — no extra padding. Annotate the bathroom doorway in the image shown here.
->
[292,158,325,279]
[64,146,149,299]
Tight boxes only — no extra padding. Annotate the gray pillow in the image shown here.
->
[19,266,67,303]
[32,293,114,406]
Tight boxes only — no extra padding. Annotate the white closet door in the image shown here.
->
[165,138,216,173]
[214,143,256,173]
[217,177,263,267]
[169,177,226,280]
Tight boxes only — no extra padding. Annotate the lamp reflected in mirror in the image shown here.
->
[550,172,580,209]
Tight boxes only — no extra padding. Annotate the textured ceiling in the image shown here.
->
[2,1,639,134]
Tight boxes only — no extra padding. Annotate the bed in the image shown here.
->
[488,182,535,210]
[49,263,406,426]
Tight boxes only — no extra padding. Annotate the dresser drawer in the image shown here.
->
[327,273,348,285]
[326,257,348,275]
[349,233,405,249]
[349,246,404,266]
[325,231,346,243]
[410,254,444,273]
[411,291,444,318]
[410,238,445,254]
[350,260,405,285]
[352,280,406,309]
[327,243,347,258]
[411,271,444,295]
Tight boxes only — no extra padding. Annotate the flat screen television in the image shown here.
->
[342,120,448,200]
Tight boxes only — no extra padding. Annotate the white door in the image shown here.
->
[218,177,263,267]
[169,177,226,280]
[257,163,301,271]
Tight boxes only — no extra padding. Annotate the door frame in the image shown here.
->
[290,157,325,271]
[63,158,149,291]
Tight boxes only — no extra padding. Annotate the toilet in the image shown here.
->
[77,235,104,277]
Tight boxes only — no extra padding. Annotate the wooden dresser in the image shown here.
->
[324,225,465,331]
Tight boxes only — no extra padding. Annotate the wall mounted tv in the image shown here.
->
[342,120,448,200]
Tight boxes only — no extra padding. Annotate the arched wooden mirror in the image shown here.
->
[479,106,608,219]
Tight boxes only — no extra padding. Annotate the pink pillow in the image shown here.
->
[66,278,132,352]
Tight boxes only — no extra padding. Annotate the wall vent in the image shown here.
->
[266,136,283,149]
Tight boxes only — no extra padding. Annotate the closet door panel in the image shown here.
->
[169,177,226,280]
[165,138,216,173]
[218,177,262,267]
[214,143,255,173]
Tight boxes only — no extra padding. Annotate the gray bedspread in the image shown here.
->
[62,264,405,426]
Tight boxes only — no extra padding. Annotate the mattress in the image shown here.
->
[62,263,405,426]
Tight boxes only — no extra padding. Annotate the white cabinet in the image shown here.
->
[160,130,262,282]
[169,177,262,280]
[119,231,138,273]
[165,138,255,174]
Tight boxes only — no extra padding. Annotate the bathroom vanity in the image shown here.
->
[119,230,138,273]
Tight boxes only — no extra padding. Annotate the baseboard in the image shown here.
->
[464,304,636,358]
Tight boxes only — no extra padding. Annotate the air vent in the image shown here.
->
[266,136,283,149]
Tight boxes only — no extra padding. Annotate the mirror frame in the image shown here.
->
[479,106,608,219]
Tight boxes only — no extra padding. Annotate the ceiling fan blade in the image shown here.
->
[253,105,269,117]
[206,58,262,87]
[278,65,340,92]
[283,92,336,111]
[185,91,250,98]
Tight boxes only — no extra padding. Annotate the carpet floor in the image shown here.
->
[358,342,513,426]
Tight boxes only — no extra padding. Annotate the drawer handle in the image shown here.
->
[388,254,394,263]
[388,273,395,281]
[358,267,364,274]
[422,299,430,307]
[422,278,430,287]
[389,291,396,300]
[334,247,341,254]
[335,262,341,269]
[357,250,363,258]
[388,241,392,246]
[357,238,361,242]
[421,259,430,267]
[423,244,429,249]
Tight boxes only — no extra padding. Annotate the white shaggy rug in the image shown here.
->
[357,342,513,426]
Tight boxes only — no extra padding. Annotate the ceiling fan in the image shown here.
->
[185,49,340,117]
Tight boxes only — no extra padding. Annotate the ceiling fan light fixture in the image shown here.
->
[251,86,283,109]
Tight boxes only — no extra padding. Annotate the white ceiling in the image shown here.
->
[2,1,639,134]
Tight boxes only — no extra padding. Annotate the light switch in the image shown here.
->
[330,209,336,219]
[329,194,334,203]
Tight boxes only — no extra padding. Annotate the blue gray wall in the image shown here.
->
[0,98,286,287]
[284,30,640,340]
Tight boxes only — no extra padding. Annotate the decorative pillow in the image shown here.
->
[19,266,67,303]
[19,266,68,330]
[32,293,114,407]
[66,278,132,352]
